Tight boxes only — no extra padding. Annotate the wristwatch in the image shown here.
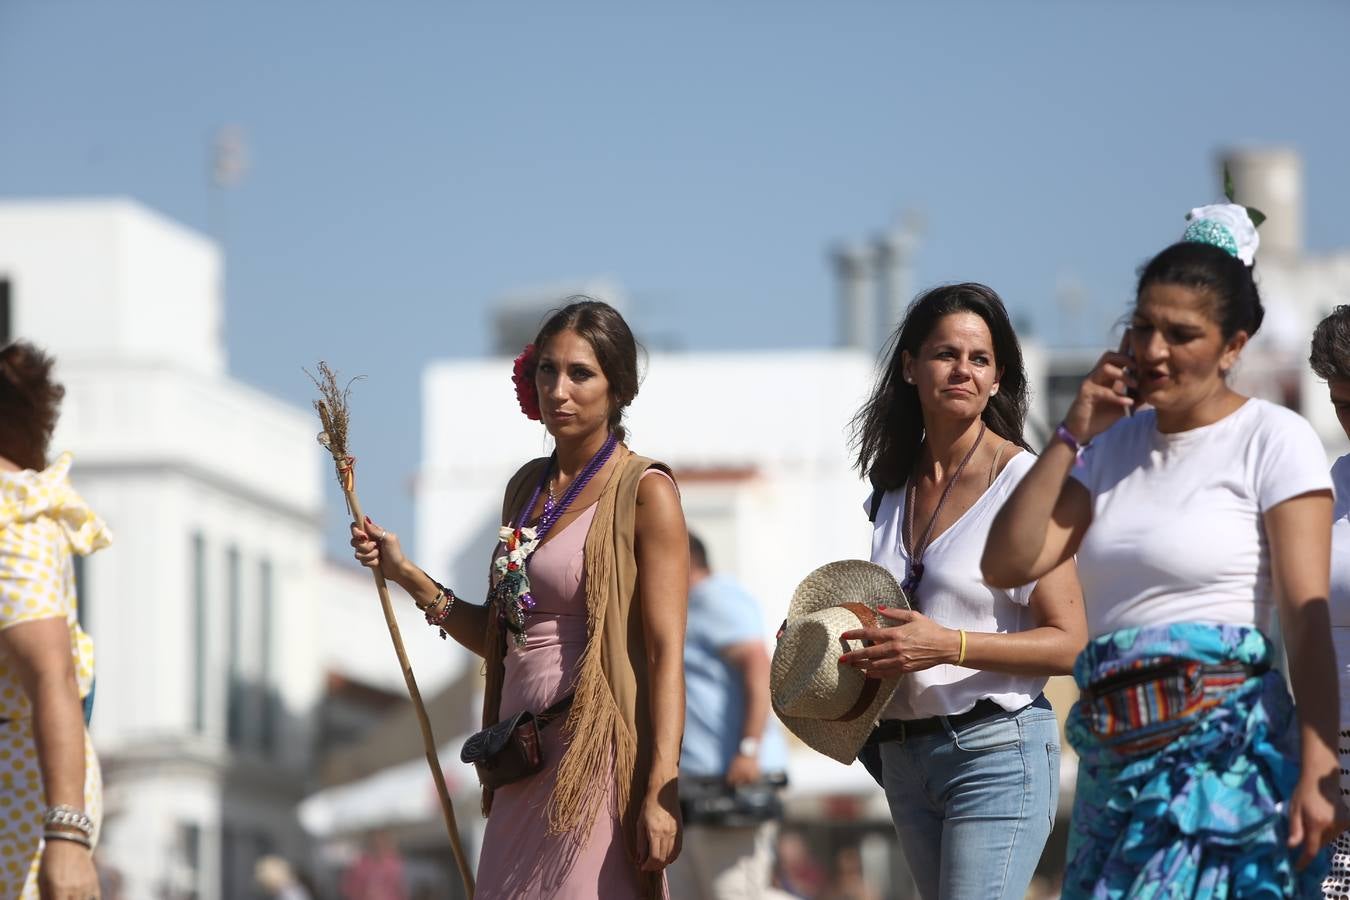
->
[738,736,760,758]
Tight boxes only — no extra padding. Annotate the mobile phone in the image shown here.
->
[1117,328,1138,413]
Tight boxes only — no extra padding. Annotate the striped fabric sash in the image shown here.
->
[1080,658,1262,754]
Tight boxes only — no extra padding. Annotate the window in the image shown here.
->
[222,825,274,900]
[221,825,242,900]
[259,558,276,754]
[191,533,207,734]
[176,821,202,900]
[225,545,242,747]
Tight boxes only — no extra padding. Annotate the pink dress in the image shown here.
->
[475,499,659,898]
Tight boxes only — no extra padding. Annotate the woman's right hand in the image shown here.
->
[350,516,410,584]
[1288,767,1349,869]
[1062,349,1136,445]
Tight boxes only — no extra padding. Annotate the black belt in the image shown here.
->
[868,693,1051,744]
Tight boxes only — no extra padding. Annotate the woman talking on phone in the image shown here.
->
[983,202,1348,897]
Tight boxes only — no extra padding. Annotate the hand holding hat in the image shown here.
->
[839,606,963,677]
[770,560,909,764]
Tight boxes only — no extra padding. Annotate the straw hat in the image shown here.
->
[771,560,908,764]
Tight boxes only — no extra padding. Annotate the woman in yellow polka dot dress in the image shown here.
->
[0,342,108,900]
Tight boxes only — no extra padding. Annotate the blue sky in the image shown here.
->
[3,0,1347,555]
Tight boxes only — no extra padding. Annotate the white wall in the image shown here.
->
[0,199,226,375]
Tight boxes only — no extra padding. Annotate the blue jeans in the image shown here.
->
[880,701,1060,900]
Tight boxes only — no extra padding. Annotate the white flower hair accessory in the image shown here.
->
[1181,165,1267,267]
[1183,203,1260,266]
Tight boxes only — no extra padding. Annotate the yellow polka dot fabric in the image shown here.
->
[0,453,109,897]
[0,453,108,720]
[0,722,101,898]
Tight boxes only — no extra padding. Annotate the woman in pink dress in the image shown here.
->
[352,298,688,899]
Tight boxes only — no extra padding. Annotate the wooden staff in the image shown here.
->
[310,363,476,898]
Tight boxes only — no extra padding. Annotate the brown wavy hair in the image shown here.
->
[0,342,65,471]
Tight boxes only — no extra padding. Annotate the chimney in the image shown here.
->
[874,214,923,338]
[830,242,874,352]
[1219,148,1303,260]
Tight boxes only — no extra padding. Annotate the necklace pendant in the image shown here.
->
[901,563,923,600]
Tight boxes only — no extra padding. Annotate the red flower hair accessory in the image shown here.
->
[512,344,541,421]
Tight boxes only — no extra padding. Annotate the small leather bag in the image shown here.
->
[461,694,573,790]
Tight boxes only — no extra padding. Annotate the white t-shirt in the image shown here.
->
[1327,454,1350,723]
[868,451,1046,720]
[1071,399,1331,640]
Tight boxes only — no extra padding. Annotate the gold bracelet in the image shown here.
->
[957,629,968,666]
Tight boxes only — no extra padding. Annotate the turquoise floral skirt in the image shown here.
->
[1063,623,1329,899]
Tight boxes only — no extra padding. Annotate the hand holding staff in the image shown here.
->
[309,362,475,898]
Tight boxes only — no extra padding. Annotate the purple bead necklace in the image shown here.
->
[497,432,618,643]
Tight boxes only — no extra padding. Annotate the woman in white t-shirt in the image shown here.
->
[1308,306,1350,899]
[839,283,1087,900]
[984,203,1348,898]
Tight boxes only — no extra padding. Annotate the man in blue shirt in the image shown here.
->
[668,534,789,900]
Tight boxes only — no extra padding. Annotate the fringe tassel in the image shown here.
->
[546,469,639,835]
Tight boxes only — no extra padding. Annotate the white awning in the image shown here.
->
[299,736,478,837]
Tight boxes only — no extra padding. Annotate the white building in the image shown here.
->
[1221,148,1350,452]
[0,200,328,900]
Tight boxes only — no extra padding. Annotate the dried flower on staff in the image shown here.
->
[306,362,361,493]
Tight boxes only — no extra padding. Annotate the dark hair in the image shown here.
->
[1310,305,1350,382]
[688,532,709,571]
[851,283,1031,491]
[1136,241,1264,340]
[0,341,65,471]
[532,296,640,442]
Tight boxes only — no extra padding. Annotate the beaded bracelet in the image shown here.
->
[44,830,92,849]
[44,805,93,838]
[425,582,457,640]
[1053,422,1091,456]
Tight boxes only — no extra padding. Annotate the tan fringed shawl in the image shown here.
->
[481,449,671,898]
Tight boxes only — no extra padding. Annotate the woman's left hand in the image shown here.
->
[839,607,961,676]
[39,839,99,900]
[635,786,682,872]
[1288,769,1350,869]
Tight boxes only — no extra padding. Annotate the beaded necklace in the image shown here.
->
[494,432,619,646]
